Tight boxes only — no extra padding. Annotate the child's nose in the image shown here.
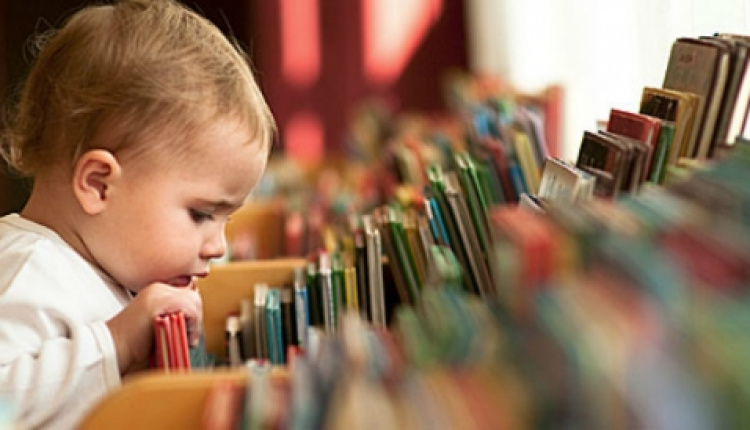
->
[200,228,226,261]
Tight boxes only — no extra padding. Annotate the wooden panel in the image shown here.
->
[224,198,287,260]
[197,258,305,360]
[80,367,288,430]
[80,259,299,429]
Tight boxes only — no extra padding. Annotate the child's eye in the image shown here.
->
[189,209,214,223]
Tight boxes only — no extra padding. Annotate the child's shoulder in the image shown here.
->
[0,214,93,295]
[0,214,65,255]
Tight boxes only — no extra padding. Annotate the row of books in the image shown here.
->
[203,293,528,430]
[213,138,738,371]
[201,141,750,428]
[214,141,534,366]
[572,34,750,199]
[150,311,213,371]
[522,145,750,427]
[379,96,550,208]
[208,74,566,361]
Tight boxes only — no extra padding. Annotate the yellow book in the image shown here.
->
[344,266,359,310]
[512,130,541,194]
[639,87,699,166]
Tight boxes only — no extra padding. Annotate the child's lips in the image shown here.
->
[166,276,193,287]
[165,273,207,288]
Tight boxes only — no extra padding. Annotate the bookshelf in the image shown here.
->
[198,258,305,361]
[79,260,302,430]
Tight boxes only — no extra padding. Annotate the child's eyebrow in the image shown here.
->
[195,199,245,212]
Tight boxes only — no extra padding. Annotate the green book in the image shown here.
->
[331,251,345,329]
[650,121,675,184]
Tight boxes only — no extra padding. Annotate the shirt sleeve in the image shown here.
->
[0,303,122,429]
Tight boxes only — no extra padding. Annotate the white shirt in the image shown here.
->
[0,214,130,429]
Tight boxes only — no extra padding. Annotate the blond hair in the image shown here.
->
[1,0,275,177]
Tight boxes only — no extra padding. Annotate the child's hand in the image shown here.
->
[106,282,203,374]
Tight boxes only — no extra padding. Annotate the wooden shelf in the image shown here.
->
[80,259,303,429]
[80,367,288,430]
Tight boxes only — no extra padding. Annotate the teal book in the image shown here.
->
[265,288,284,365]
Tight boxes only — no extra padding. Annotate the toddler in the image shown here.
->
[0,0,274,428]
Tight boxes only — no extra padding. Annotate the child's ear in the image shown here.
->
[72,149,122,215]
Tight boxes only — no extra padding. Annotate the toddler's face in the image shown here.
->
[89,119,267,292]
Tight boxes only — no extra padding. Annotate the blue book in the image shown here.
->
[428,196,451,248]
[508,161,529,199]
[265,288,285,365]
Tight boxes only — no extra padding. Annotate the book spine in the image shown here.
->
[293,266,309,350]
[254,284,269,361]
[265,288,284,365]
[280,286,296,359]
[318,252,335,334]
[354,228,371,322]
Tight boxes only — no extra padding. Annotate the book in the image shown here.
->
[202,380,243,430]
[239,298,256,360]
[305,258,321,327]
[444,172,494,298]
[427,165,481,294]
[511,129,542,194]
[514,105,549,168]
[375,207,414,307]
[152,311,191,372]
[293,266,310,349]
[662,37,731,159]
[606,108,661,181]
[476,136,517,203]
[639,87,699,166]
[225,315,243,367]
[317,252,336,334]
[265,288,284,364]
[575,131,631,197]
[362,214,386,328]
[402,208,429,286]
[331,252,346,327]
[599,131,651,193]
[710,34,750,149]
[344,266,359,311]
[518,193,547,214]
[254,284,269,360]
[454,152,491,254]
[280,286,296,356]
[649,122,676,184]
[385,205,421,304]
[538,157,595,203]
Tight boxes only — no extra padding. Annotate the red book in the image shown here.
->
[202,380,243,430]
[152,311,191,372]
[153,315,171,370]
[606,109,661,182]
[171,312,190,371]
[488,207,561,319]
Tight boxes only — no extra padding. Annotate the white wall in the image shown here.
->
[465,0,750,160]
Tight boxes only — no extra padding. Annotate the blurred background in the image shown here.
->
[1,0,749,216]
